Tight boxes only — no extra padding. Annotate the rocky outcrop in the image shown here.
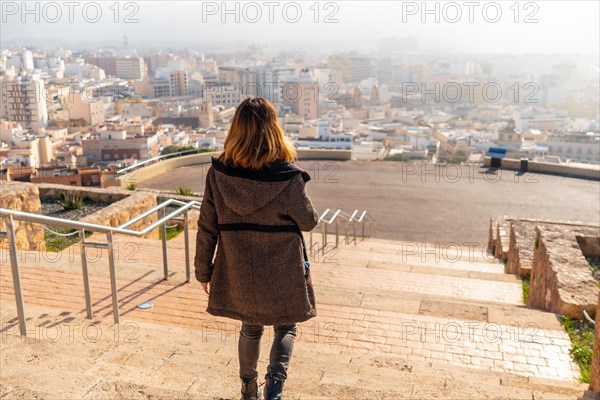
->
[37,184,130,203]
[528,225,599,319]
[490,215,517,261]
[507,221,536,276]
[490,216,599,319]
[80,191,159,239]
[0,181,45,251]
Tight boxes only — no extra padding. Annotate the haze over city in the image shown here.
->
[2,1,599,54]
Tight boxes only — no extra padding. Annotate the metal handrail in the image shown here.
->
[119,198,201,229]
[309,208,375,258]
[2,201,375,336]
[0,198,201,335]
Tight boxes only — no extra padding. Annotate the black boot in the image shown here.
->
[240,376,262,400]
[263,373,284,400]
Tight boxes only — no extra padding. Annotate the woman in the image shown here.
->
[194,97,319,400]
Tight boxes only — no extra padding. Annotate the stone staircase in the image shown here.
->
[0,232,590,399]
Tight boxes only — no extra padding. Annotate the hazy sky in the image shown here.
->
[1,1,599,55]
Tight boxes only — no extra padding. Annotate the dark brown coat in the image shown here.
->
[194,156,319,325]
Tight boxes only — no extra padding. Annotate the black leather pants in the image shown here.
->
[238,322,297,381]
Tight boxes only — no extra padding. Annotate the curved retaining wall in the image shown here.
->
[117,149,352,188]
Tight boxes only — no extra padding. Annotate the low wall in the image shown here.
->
[507,221,535,276]
[528,225,599,319]
[117,149,353,188]
[483,156,600,181]
[80,191,159,239]
[117,152,220,189]
[297,149,352,161]
[0,181,45,251]
[490,216,600,318]
[37,184,130,203]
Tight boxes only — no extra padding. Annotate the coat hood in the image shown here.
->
[210,156,311,216]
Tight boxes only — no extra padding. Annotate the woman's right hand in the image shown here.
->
[201,281,210,295]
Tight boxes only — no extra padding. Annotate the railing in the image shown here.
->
[1,201,373,337]
[309,208,376,258]
[0,198,201,336]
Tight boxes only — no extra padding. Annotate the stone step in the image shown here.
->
[87,232,505,273]
[312,261,522,305]
[1,265,579,383]
[0,267,554,331]
[339,236,497,263]
[13,234,516,305]
[365,261,516,282]
[313,284,566,330]
[0,304,587,400]
[5,247,522,307]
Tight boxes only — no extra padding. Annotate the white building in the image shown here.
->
[254,64,295,103]
[1,75,49,131]
[295,123,352,150]
[116,57,146,80]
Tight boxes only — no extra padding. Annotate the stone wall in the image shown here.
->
[507,221,536,276]
[491,216,512,260]
[528,225,599,319]
[37,184,130,203]
[490,216,600,319]
[117,152,219,189]
[0,181,45,251]
[80,191,159,239]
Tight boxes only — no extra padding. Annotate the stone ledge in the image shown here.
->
[507,221,536,276]
[507,220,599,277]
[79,191,159,239]
[0,181,45,251]
[527,224,599,319]
[490,216,599,319]
[36,183,131,203]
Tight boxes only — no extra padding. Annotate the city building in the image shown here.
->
[254,64,295,103]
[295,123,352,150]
[116,57,146,81]
[64,90,105,126]
[513,108,569,133]
[4,135,52,167]
[282,69,318,120]
[81,129,160,165]
[544,133,600,163]
[219,66,257,97]
[327,54,371,83]
[1,75,49,131]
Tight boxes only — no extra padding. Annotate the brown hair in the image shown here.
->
[218,97,297,170]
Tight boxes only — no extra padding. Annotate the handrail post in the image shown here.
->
[353,220,357,245]
[335,218,339,249]
[362,219,365,240]
[160,207,168,280]
[106,231,120,324]
[322,222,327,256]
[7,215,27,336]
[184,209,190,283]
[344,220,349,245]
[78,229,93,319]
[309,229,313,257]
